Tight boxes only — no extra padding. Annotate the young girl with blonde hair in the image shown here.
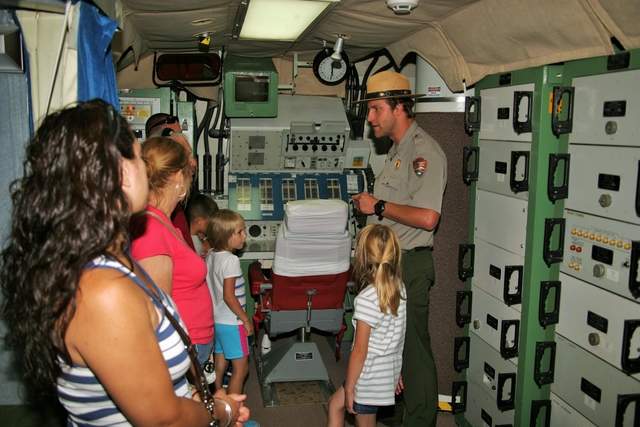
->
[205,209,253,395]
[327,224,407,427]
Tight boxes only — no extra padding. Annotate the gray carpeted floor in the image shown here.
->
[0,331,458,427]
[244,330,459,427]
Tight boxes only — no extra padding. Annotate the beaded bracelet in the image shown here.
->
[204,399,219,427]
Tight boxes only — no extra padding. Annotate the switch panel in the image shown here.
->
[562,209,639,301]
[569,69,640,148]
[557,272,640,378]
[472,237,525,311]
[552,334,640,426]
[474,190,528,257]
[566,144,640,226]
[469,285,521,363]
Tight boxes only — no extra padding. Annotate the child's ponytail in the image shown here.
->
[353,224,404,316]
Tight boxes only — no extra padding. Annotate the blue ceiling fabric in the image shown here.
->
[77,0,119,109]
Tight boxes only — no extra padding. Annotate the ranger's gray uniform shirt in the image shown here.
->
[367,121,447,249]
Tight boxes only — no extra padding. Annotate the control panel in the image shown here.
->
[228,172,360,245]
[229,95,366,173]
[227,95,368,252]
[119,96,161,140]
[562,209,639,301]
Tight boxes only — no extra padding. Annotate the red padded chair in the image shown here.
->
[249,200,353,406]
[250,263,352,349]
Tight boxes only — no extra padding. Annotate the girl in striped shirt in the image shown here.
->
[327,224,407,427]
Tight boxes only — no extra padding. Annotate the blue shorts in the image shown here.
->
[214,323,249,359]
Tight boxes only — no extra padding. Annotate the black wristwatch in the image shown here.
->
[374,200,386,221]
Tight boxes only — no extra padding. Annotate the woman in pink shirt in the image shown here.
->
[130,136,214,366]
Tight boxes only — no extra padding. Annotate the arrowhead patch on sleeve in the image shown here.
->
[413,157,427,177]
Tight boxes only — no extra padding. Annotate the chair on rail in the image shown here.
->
[249,199,352,406]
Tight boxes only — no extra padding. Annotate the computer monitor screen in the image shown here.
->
[235,75,270,103]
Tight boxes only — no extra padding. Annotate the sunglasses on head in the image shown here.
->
[148,115,179,135]
[106,104,121,143]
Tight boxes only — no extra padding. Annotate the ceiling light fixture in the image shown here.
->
[330,34,344,61]
[239,0,338,41]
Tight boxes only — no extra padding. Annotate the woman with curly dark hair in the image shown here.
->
[0,99,249,426]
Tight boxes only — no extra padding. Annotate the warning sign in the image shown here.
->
[427,86,441,97]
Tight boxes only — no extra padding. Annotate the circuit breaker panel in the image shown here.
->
[456,50,640,427]
[118,87,195,145]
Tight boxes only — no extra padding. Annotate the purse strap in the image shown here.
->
[137,209,191,248]
[162,304,214,405]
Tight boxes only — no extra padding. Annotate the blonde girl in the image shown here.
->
[327,224,407,427]
[205,209,253,395]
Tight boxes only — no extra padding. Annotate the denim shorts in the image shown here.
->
[352,401,378,415]
[194,341,214,367]
[342,382,379,415]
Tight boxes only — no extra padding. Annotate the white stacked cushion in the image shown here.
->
[284,199,348,234]
[273,221,351,277]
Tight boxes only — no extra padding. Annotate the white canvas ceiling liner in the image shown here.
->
[16,2,79,128]
[387,0,622,91]
[313,7,425,52]
[387,23,465,92]
[119,2,232,68]
[585,0,640,49]
[114,0,640,94]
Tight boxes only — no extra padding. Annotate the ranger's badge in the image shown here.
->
[413,157,427,176]
[394,159,401,170]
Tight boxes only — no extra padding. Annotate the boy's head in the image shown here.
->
[187,194,219,236]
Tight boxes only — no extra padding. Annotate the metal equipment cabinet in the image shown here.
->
[551,49,640,427]
[455,50,640,427]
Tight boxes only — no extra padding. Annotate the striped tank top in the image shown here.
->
[56,256,192,426]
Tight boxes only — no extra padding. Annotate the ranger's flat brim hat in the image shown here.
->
[353,70,425,104]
